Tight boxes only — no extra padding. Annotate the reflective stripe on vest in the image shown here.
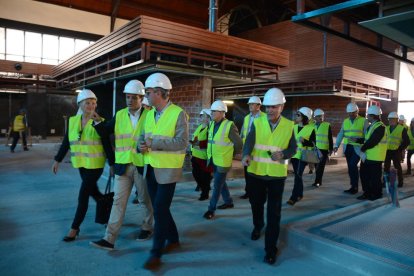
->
[241,112,266,144]
[293,124,314,159]
[408,129,414,150]
[248,116,293,177]
[207,119,234,168]
[191,124,208,160]
[343,116,365,145]
[13,115,25,131]
[68,115,106,169]
[144,104,185,168]
[365,121,387,161]
[386,125,404,150]
[114,108,147,166]
[315,122,330,150]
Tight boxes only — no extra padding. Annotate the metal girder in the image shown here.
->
[110,0,121,32]
[292,0,377,21]
[298,20,414,65]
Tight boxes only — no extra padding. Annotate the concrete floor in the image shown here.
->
[1,140,413,275]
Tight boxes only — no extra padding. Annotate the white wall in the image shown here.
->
[397,60,414,122]
[0,0,129,36]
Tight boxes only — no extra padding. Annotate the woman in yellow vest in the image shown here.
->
[190,109,213,200]
[52,89,114,242]
[407,117,414,175]
[287,107,315,206]
[10,109,29,152]
[312,108,333,187]
[358,105,387,201]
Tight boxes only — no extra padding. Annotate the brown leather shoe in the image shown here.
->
[143,256,161,271]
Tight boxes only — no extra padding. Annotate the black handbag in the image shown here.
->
[95,176,114,224]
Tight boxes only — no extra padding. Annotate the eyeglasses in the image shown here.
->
[296,113,302,117]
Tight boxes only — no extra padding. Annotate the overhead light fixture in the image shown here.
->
[223,100,234,105]
[75,89,82,93]
[0,89,27,94]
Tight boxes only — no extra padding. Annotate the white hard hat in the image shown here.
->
[248,96,261,105]
[200,108,212,117]
[411,117,414,122]
[263,88,286,106]
[210,100,227,112]
[142,97,150,106]
[388,112,398,119]
[399,115,405,120]
[314,108,324,116]
[77,89,97,104]
[367,105,382,116]
[346,102,359,113]
[298,107,313,119]
[145,72,172,90]
[123,80,145,95]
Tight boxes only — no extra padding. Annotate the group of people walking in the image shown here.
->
[52,72,414,270]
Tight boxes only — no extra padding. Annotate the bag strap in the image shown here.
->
[105,176,114,194]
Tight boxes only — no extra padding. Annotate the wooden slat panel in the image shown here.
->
[0,60,53,75]
[341,66,396,91]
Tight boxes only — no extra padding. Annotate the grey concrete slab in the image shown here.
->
[1,143,414,275]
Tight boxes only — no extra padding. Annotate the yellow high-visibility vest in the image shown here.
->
[408,129,414,150]
[315,122,330,150]
[293,124,314,159]
[365,121,387,161]
[144,104,186,168]
[386,125,404,150]
[207,119,234,168]
[68,115,106,169]
[241,112,266,144]
[114,108,147,166]
[343,116,365,145]
[13,115,25,131]
[191,124,208,160]
[248,116,293,177]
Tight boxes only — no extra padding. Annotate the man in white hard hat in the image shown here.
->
[138,73,188,270]
[383,112,409,188]
[142,97,152,110]
[203,100,242,220]
[90,80,154,251]
[312,108,333,187]
[242,87,296,265]
[240,96,266,199]
[334,102,369,194]
[190,109,213,200]
[358,105,387,201]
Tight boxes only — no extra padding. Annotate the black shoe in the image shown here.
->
[287,196,302,206]
[136,230,153,241]
[203,210,215,220]
[23,147,29,151]
[132,194,139,204]
[312,183,321,187]
[264,253,277,265]
[198,194,209,201]
[356,194,368,200]
[239,193,249,199]
[62,229,79,242]
[344,188,358,194]
[90,239,114,251]
[143,256,161,271]
[251,228,261,241]
[405,171,412,175]
[217,203,234,209]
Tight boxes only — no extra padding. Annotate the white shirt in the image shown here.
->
[129,108,141,128]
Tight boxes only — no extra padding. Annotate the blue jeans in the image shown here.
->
[290,158,307,200]
[208,166,233,212]
[345,145,360,190]
[146,166,178,258]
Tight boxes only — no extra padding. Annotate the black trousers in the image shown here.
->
[191,158,212,196]
[247,175,285,256]
[71,168,103,229]
[384,150,403,186]
[406,150,414,174]
[10,131,28,150]
[360,160,383,200]
[314,149,329,185]
[243,166,250,195]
